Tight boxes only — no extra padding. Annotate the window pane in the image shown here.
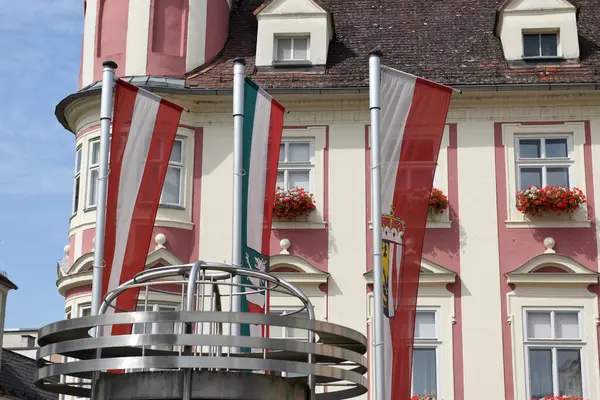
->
[412,348,437,396]
[541,34,558,57]
[277,39,292,60]
[555,312,579,339]
[91,141,100,165]
[81,308,91,317]
[547,167,569,188]
[73,177,80,213]
[89,168,99,206]
[557,349,583,396]
[162,167,181,205]
[288,142,310,162]
[520,168,542,190]
[170,140,182,163]
[288,170,310,190]
[414,312,436,339]
[529,349,553,398]
[546,138,568,158]
[276,171,284,189]
[75,149,82,173]
[294,38,308,60]
[523,34,540,57]
[527,311,551,339]
[519,139,541,158]
[279,144,285,162]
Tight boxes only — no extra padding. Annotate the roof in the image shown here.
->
[0,349,58,400]
[186,0,600,90]
[0,273,17,291]
[253,0,331,15]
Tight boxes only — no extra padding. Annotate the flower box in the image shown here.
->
[273,187,316,219]
[429,188,449,214]
[516,186,586,217]
[531,396,583,400]
[411,395,436,400]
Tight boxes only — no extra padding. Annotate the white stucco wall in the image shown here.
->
[58,89,600,399]
[125,0,151,76]
[81,0,98,87]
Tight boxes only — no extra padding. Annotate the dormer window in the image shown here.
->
[523,33,558,58]
[254,0,333,70]
[495,0,579,64]
[276,36,309,63]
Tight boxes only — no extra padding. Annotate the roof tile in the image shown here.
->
[186,0,600,89]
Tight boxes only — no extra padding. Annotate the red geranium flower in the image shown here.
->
[429,188,449,213]
[273,187,316,219]
[516,186,586,216]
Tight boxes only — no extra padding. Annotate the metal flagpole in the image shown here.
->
[369,49,385,400]
[91,60,117,318]
[231,58,246,341]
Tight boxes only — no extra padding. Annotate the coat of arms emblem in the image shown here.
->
[381,205,406,318]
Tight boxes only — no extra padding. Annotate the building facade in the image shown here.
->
[54,0,600,399]
[4,328,40,360]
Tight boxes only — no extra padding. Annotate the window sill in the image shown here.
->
[505,219,592,229]
[159,204,185,211]
[522,56,564,61]
[427,212,452,229]
[272,60,312,67]
[272,219,327,230]
[427,220,452,229]
[367,219,452,230]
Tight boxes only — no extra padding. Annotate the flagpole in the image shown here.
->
[231,58,246,341]
[91,60,117,318]
[369,49,385,400]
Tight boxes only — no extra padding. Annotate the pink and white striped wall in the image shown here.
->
[79,0,231,88]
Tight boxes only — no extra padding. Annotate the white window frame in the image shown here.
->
[277,138,315,192]
[86,139,100,208]
[502,122,589,227]
[275,36,310,62]
[523,308,586,398]
[412,307,442,398]
[73,146,82,214]
[160,137,185,208]
[522,32,560,59]
[515,134,574,191]
[79,304,91,318]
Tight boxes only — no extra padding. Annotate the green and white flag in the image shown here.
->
[239,77,285,343]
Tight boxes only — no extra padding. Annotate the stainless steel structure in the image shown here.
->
[36,262,368,399]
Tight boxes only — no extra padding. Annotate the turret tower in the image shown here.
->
[79,0,231,88]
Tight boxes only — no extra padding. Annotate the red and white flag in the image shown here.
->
[101,79,183,336]
[378,66,452,400]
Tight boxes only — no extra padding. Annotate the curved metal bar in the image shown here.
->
[99,267,188,314]
[37,312,366,352]
[37,356,368,399]
[37,334,367,368]
[39,262,367,400]
[186,261,204,312]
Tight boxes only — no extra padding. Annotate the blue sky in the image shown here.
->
[0,1,82,328]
